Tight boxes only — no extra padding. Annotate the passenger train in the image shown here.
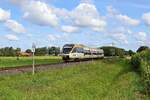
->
[61,44,104,61]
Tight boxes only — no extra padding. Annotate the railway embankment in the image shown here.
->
[0,58,148,99]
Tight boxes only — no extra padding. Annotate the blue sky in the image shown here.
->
[0,0,150,51]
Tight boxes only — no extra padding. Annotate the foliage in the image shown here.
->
[141,61,150,95]
[0,46,61,56]
[34,47,60,56]
[35,47,48,56]
[137,46,149,53]
[0,47,21,57]
[0,59,144,99]
[25,49,32,53]
[48,46,60,56]
[100,46,125,57]
[131,49,150,94]
[131,53,141,70]
[128,50,135,56]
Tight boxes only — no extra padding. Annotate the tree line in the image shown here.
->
[100,46,149,57]
[100,46,135,57]
[0,46,60,56]
[0,46,149,57]
[0,47,21,56]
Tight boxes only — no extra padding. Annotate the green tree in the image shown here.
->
[0,47,18,56]
[137,46,149,53]
[128,50,135,56]
[48,46,60,56]
[100,46,125,57]
[25,49,32,53]
[35,47,48,56]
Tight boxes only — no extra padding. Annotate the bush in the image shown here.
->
[141,62,150,94]
[137,46,149,53]
[0,47,21,56]
[128,50,135,56]
[131,49,150,94]
[100,46,125,57]
[130,54,141,70]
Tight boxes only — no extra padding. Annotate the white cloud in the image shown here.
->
[127,30,133,34]
[5,34,19,41]
[48,33,69,41]
[11,0,106,32]
[22,1,58,27]
[53,8,70,19]
[5,19,26,33]
[116,14,140,26]
[48,34,57,41]
[54,2,107,32]
[70,3,106,30]
[107,6,140,26]
[107,6,118,17]
[133,31,149,46]
[26,33,33,37]
[53,2,107,32]
[136,32,147,41]
[110,32,128,44]
[106,27,128,44]
[0,8,10,22]
[142,12,150,26]
[10,0,29,5]
[80,0,93,4]
[92,27,105,32]
[61,25,79,33]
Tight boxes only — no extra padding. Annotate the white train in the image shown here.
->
[61,44,104,61]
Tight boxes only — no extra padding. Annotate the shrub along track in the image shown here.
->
[0,60,93,75]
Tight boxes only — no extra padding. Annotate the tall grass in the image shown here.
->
[0,59,144,99]
[131,49,150,95]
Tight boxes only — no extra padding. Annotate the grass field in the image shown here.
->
[0,58,148,100]
[0,56,62,68]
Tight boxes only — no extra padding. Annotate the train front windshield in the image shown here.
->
[63,48,72,54]
[62,44,74,54]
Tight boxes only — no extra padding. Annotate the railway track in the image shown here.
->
[0,60,93,75]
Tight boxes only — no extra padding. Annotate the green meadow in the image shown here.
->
[0,56,62,68]
[0,58,148,100]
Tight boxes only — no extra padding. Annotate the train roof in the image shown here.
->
[64,44,103,51]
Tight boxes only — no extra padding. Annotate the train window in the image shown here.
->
[84,50,91,55]
[72,48,84,53]
[90,51,96,55]
[72,48,77,53]
[78,48,84,53]
[91,51,102,55]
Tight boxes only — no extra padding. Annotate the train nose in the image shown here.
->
[62,54,70,60]
[62,55,69,60]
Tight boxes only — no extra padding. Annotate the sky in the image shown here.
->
[0,0,150,51]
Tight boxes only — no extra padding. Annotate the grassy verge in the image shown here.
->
[0,56,62,68]
[0,58,148,100]
[131,49,150,95]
